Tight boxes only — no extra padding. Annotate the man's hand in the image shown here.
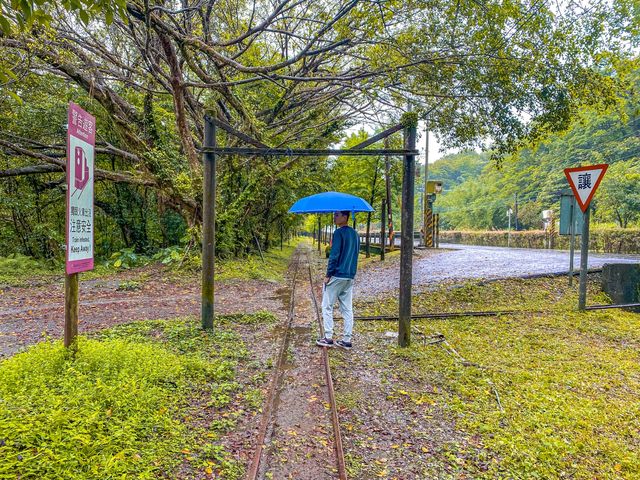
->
[324,276,331,285]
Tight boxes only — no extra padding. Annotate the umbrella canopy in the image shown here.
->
[288,191,374,214]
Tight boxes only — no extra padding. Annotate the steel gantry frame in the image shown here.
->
[200,115,419,347]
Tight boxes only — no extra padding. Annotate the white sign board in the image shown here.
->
[564,164,608,213]
[66,102,95,274]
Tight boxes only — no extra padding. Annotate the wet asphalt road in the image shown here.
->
[355,243,640,296]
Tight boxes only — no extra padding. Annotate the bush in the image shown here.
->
[440,228,640,253]
[0,330,236,479]
[0,254,55,285]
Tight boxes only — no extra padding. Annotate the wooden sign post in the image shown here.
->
[65,102,96,349]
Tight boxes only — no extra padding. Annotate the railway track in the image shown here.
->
[246,246,347,480]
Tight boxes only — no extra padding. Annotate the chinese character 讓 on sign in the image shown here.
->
[577,173,592,190]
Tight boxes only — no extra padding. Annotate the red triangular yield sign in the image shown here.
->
[564,164,608,213]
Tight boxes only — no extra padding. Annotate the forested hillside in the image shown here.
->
[433,75,640,230]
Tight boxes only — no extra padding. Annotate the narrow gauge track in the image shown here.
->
[245,248,347,480]
[306,255,348,480]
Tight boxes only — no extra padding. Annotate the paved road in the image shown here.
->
[355,243,640,296]
[432,243,640,278]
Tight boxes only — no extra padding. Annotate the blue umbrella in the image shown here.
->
[288,191,374,214]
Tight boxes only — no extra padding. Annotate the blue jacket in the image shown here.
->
[326,226,360,279]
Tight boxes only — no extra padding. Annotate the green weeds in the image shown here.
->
[215,241,302,282]
[353,277,640,478]
[0,254,55,286]
[0,314,276,479]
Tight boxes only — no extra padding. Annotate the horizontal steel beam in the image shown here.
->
[350,123,404,150]
[199,147,418,157]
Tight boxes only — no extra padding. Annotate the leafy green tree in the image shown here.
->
[596,161,640,228]
[428,151,488,190]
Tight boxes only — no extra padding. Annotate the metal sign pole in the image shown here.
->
[578,205,591,310]
[569,201,575,286]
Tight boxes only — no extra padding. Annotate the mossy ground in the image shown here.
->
[0,239,304,288]
[339,275,640,479]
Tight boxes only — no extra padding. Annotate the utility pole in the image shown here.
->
[507,208,512,247]
[399,121,416,347]
[422,118,429,247]
[384,136,394,251]
[201,116,216,330]
[380,199,386,261]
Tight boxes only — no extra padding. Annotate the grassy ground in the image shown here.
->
[215,240,302,282]
[0,313,278,480]
[348,276,640,479]
[0,254,57,286]
[0,239,304,288]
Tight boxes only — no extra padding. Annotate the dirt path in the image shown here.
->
[0,265,282,358]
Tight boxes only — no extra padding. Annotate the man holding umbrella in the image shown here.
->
[316,210,360,350]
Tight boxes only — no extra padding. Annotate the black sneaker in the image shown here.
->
[336,340,352,350]
[316,337,334,347]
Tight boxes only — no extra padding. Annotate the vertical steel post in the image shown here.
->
[64,272,79,351]
[384,137,394,251]
[399,124,416,347]
[380,199,386,261]
[202,116,216,330]
[578,206,590,310]
[569,201,575,286]
[425,196,434,247]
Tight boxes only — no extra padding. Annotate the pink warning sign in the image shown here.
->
[66,102,95,274]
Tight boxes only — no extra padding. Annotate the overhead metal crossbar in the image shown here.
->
[200,115,418,347]
[200,147,417,156]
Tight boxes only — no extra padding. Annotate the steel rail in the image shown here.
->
[585,303,640,310]
[245,255,300,480]
[354,309,531,321]
[307,253,348,480]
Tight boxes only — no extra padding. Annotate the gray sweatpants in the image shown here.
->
[321,277,354,342]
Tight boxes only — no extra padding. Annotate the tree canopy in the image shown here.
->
[0,0,636,257]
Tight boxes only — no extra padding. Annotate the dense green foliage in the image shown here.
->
[433,77,640,230]
[0,0,636,258]
[0,314,277,479]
